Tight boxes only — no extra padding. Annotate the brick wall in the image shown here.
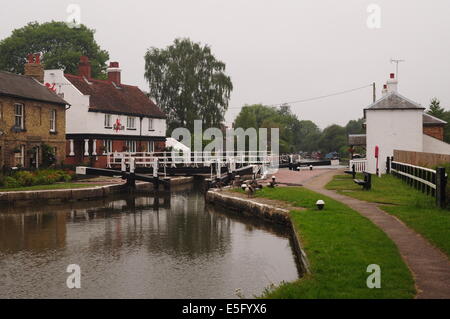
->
[423,126,444,141]
[0,96,66,168]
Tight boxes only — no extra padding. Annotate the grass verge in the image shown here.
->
[0,183,101,192]
[247,187,416,298]
[326,174,450,256]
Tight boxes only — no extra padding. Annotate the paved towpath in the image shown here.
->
[268,168,450,299]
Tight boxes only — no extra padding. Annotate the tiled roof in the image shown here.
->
[365,91,425,111]
[423,113,447,126]
[0,71,67,105]
[65,74,166,119]
[348,134,366,146]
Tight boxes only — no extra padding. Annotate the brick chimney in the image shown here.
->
[107,62,121,85]
[386,73,398,93]
[381,84,388,96]
[78,56,91,79]
[24,53,44,83]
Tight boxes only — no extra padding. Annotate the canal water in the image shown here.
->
[0,182,299,298]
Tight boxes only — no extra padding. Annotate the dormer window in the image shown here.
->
[127,116,136,130]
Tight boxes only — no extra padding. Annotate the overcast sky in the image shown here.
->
[1,0,449,128]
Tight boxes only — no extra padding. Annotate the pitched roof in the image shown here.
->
[0,71,67,105]
[65,74,166,119]
[348,134,366,146]
[423,113,447,126]
[364,91,425,111]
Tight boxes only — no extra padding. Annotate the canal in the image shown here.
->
[0,182,299,298]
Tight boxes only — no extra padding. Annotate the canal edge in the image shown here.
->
[0,176,194,203]
[205,189,311,276]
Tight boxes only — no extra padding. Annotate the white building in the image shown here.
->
[44,56,167,167]
[359,73,450,174]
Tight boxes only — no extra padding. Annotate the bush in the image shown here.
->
[0,169,73,188]
[14,171,36,186]
[4,176,20,188]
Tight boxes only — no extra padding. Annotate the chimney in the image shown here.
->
[24,53,44,83]
[107,62,121,85]
[386,73,398,93]
[78,56,91,79]
[381,84,388,96]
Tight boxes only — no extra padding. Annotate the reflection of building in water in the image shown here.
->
[0,212,66,253]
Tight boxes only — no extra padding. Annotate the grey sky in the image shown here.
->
[1,0,449,129]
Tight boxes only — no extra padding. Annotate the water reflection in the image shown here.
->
[0,183,299,298]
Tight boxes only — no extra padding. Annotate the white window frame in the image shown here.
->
[126,140,137,153]
[148,118,154,131]
[104,114,112,128]
[103,140,113,154]
[127,116,136,130]
[14,145,25,167]
[50,109,56,132]
[14,103,24,129]
[148,141,154,153]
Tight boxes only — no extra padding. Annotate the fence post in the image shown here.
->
[386,157,391,174]
[436,167,447,209]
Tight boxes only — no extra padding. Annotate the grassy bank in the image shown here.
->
[326,174,450,256]
[0,183,100,192]
[244,187,415,299]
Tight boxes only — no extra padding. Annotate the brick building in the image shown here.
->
[423,113,446,141]
[0,54,68,169]
[44,56,166,168]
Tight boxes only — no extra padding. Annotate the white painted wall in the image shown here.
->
[366,109,423,174]
[44,69,166,137]
[423,134,450,155]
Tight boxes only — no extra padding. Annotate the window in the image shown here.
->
[104,114,112,128]
[148,118,154,131]
[126,140,137,153]
[103,140,113,154]
[14,103,24,129]
[14,145,24,167]
[127,116,136,129]
[148,141,154,153]
[50,109,56,132]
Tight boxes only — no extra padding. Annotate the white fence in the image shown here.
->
[107,151,276,168]
[349,159,367,172]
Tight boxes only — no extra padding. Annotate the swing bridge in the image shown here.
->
[76,151,289,190]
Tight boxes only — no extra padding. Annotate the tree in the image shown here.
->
[144,38,233,133]
[0,21,109,78]
[233,104,303,153]
[427,98,445,118]
[298,120,321,152]
[345,118,365,135]
[319,124,347,156]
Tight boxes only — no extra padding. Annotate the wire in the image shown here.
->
[227,83,373,109]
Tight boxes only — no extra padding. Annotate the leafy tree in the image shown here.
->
[427,98,445,118]
[233,104,303,153]
[319,124,347,156]
[0,21,109,78]
[296,120,320,152]
[345,118,365,135]
[144,38,233,133]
